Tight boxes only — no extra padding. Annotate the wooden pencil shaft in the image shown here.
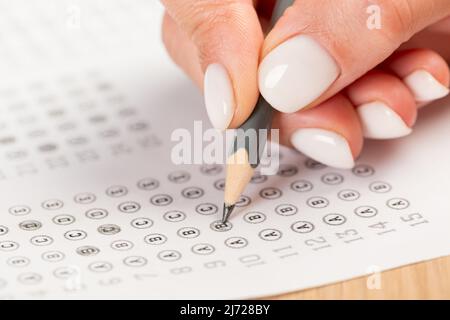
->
[224,148,254,206]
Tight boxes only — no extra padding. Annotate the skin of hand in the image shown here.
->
[161,0,450,169]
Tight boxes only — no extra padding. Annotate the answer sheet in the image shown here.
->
[0,0,449,299]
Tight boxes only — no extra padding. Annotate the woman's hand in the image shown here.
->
[161,0,450,168]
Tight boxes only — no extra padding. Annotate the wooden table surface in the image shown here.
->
[270,255,450,299]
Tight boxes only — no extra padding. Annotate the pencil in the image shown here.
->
[222,0,295,223]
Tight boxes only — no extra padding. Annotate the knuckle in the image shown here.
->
[187,0,246,41]
[186,0,251,64]
[378,0,416,42]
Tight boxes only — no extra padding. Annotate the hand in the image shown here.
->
[162,0,450,168]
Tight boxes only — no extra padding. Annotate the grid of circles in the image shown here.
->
[0,161,427,298]
[0,72,159,179]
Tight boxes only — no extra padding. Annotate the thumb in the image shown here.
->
[258,0,450,113]
[162,0,263,130]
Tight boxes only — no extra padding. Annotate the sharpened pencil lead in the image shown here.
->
[222,203,235,223]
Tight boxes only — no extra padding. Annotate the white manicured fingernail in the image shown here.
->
[259,35,340,113]
[357,101,412,139]
[204,64,235,130]
[290,128,354,169]
[403,70,449,102]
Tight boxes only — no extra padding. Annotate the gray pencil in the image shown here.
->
[222,0,295,223]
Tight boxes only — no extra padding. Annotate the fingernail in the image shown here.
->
[204,63,235,130]
[403,70,449,102]
[290,128,354,169]
[357,101,412,139]
[259,35,340,113]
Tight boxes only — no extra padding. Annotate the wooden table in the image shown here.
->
[271,255,450,299]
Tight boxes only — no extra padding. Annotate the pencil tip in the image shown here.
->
[222,203,235,223]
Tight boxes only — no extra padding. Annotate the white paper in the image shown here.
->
[0,0,449,299]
